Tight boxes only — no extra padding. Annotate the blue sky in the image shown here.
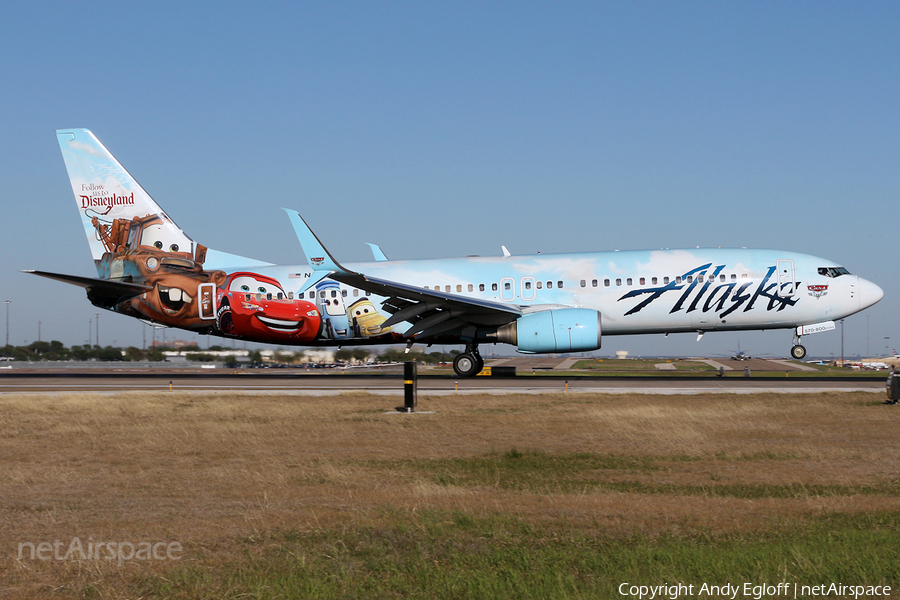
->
[1,2,897,357]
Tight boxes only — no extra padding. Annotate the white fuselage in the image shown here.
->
[235,247,882,339]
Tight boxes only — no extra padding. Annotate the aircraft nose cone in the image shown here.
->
[858,276,884,310]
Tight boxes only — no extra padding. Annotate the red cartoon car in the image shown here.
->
[216,272,321,344]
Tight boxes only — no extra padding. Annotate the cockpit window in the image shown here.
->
[818,266,851,278]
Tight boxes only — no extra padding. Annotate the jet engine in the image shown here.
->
[496,308,601,353]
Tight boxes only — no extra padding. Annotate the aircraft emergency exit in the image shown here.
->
[30,129,884,376]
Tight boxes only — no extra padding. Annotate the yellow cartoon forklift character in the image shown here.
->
[347,297,391,337]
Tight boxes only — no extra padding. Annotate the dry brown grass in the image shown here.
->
[1,390,898,598]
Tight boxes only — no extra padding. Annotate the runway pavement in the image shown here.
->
[0,370,886,395]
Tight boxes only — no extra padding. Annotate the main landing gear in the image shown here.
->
[790,333,807,360]
[453,343,484,377]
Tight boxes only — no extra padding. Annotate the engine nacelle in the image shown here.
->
[496,308,601,353]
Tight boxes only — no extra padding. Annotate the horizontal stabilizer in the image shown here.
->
[25,270,152,308]
[204,248,274,270]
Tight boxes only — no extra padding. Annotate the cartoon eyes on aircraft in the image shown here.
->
[348,297,391,337]
[216,272,320,343]
[314,280,350,339]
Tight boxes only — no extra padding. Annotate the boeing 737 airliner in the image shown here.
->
[30,129,884,376]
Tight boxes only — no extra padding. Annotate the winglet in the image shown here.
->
[501,245,511,258]
[366,242,389,261]
[283,209,348,273]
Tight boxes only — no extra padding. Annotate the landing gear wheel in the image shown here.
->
[453,352,482,377]
[790,344,807,360]
[474,353,484,373]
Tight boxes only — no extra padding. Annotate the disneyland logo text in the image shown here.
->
[80,192,135,209]
[18,537,182,567]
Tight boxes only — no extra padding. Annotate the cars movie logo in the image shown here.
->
[310,257,325,266]
[807,284,828,299]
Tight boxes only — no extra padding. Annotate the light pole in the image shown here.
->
[95,313,100,347]
[4,300,9,348]
[88,318,92,346]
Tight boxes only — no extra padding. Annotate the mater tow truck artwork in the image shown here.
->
[55,132,397,346]
[86,210,323,344]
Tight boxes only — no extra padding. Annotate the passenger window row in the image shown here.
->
[588,273,748,287]
[296,272,754,300]
[298,288,365,300]
[421,280,566,292]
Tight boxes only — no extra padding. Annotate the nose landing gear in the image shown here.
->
[790,332,806,360]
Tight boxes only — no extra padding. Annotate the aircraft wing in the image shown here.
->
[25,270,152,309]
[284,209,522,340]
[329,271,523,337]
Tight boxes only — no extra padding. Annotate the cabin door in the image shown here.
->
[198,283,217,320]
[776,260,795,297]
[499,277,516,301]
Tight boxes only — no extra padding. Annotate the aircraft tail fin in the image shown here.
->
[56,129,199,271]
[56,129,272,274]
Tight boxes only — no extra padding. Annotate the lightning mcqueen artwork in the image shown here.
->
[216,272,321,343]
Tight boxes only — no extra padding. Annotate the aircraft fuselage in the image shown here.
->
[243,247,879,343]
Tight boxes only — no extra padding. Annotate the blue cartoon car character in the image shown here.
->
[315,280,350,339]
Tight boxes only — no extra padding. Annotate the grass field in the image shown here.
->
[1,390,898,599]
